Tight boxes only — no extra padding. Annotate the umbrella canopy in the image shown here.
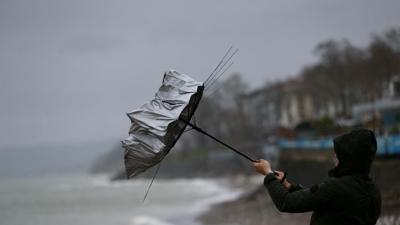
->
[121,48,257,182]
[122,70,204,178]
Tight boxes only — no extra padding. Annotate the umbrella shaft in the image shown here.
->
[183,120,256,162]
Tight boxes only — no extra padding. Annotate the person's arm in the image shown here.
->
[274,170,303,192]
[288,183,304,192]
[253,159,337,213]
[264,173,336,213]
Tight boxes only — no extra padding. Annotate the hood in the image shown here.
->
[329,128,377,177]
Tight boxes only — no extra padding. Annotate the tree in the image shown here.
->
[368,28,400,91]
[311,39,365,116]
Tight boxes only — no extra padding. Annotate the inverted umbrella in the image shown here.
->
[121,49,256,179]
[122,70,204,178]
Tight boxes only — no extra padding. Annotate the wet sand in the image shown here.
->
[198,175,400,225]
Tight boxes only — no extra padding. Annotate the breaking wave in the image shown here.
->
[129,216,174,225]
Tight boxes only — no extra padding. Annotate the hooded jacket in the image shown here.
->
[264,128,381,225]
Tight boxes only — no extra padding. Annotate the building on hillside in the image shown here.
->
[352,75,400,132]
[241,77,319,129]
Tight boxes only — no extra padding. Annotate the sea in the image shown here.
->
[0,174,242,225]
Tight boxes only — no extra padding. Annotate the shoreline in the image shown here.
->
[126,176,246,225]
[198,175,400,225]
[197,175,310,225]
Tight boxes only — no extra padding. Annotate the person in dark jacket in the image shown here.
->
[253,128,381,225]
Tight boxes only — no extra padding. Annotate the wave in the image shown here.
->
[128,178,242,225]
[129,216,174,225]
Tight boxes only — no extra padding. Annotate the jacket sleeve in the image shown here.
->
[264,173,337,213]
[288,183,304,192]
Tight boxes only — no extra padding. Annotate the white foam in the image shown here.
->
[132,178,243,225]
[186,183,242,215]
[129,216,174,225]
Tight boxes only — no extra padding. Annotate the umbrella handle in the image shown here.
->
[181,119,257,163]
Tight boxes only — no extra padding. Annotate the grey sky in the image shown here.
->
[1,0,400,149]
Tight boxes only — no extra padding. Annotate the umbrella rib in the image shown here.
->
[205,61,235,96]
[204,82,223,97]
[205,61,234,93]
[204,73,229,97]
[143,162,162,203]
[211,49,238,81]
[205,48,238,88]
[204,46,233,85]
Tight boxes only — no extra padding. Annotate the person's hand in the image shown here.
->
[274,170,292,189]
[252,159,273,175]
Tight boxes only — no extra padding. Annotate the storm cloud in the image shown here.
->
[1,0,400,148]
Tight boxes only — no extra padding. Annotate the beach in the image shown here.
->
[199,174,400,225]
